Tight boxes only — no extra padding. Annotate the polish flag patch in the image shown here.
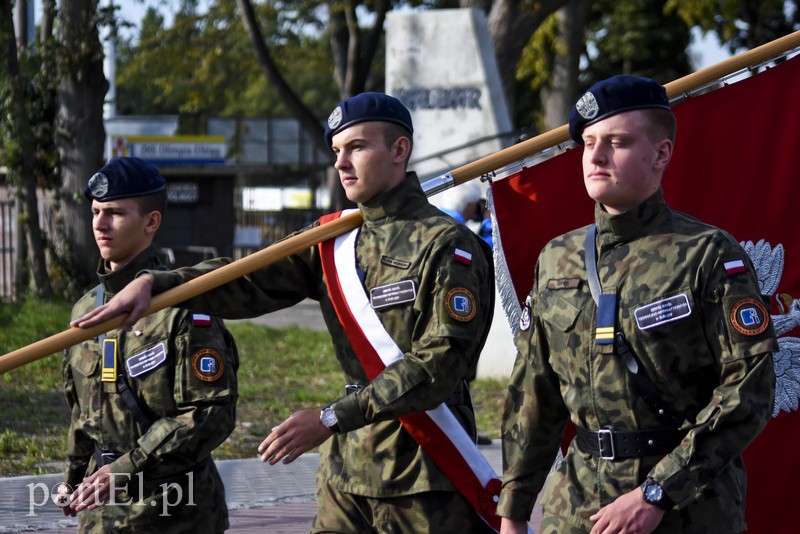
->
[454,248,472,266]
[192,313,212,327]
[724,259,747,275]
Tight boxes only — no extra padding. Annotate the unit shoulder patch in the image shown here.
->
[729,297,770,336]
[445,287,477,322]
[191,348,224,382]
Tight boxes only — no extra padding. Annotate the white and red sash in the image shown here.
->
[318,210,502,531]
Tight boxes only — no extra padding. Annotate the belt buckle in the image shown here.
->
[597,427,615,460]
[100,451,118,465]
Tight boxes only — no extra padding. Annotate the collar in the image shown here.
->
[359,172,427,225]
[594,189,670,246]
[97,247,162,296]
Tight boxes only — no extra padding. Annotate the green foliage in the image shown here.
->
[514,13,560,129]
[584,0,693,87]
[665,0,800,52]
[0,302,505,476]
[517,15,562,93]
[114,0,339,121]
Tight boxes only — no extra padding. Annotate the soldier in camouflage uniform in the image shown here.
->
[498,76,777,534]
[62,158,239,533]
[73,94,496,533]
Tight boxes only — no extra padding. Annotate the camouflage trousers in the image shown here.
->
[76,461,228,533]
[311,480,494,533]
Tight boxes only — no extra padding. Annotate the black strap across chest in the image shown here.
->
[584,225,680,425]
[96,284,155,431]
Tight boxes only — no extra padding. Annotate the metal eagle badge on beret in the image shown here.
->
[87,172,109,199]
[730,298,770,336]
[576,91,599,120]
[328,106,343,130]
[191,348,224,382]
[445,287,477,322]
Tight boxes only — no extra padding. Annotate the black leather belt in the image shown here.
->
[575,426,685,460]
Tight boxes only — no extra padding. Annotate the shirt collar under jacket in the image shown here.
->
[594,188,670,246]
[359,171,426,225]
[97,247,163,297]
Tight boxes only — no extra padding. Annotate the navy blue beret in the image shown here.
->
[84,157,166,202]
[569,75,671,145]
[324,92,413,148]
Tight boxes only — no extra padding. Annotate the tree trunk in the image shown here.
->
[1,0,52,298]
[329,0,389,99]
[55,0,108,290]
[484,0,568,121]
[238,0,354,211]
[237,0,330,157]
[541,0,591,130]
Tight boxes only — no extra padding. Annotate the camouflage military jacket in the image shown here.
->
[63,248,239,533]
[498,190,776,532]
[147,175,495,497]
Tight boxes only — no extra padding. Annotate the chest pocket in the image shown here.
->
[70,347,100,378]
[69,348,100,400]
[537,290,584,379]
[624,290,715,382]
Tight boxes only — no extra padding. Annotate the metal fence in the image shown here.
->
[0,190,15,301]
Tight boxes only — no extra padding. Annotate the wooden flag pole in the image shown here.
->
[0,213,362,374]
[2,29,799,374]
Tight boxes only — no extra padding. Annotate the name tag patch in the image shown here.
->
[126,342,167,378]
[634,294,692,330]
[547,278,581,290]
[380,256,411,269]
[370,280,417,309]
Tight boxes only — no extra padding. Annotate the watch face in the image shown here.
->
[321,408,338,428]
[645,480,663,503]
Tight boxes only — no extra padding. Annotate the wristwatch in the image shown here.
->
[320,404,341,433]
[641,477,672,510]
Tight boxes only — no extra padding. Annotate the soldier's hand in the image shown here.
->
[589,487,664,534]
[69,464,120,513]
[60,492,78,517]
[71,274,155,330]
[258,409,333,465]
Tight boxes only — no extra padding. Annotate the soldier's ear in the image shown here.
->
[392,136,412,164]
[654,138,672,170]
[144,210,161,235]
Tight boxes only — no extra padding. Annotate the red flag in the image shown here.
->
[492,54,800,533]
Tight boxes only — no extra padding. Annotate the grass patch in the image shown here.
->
[0,299,506,476]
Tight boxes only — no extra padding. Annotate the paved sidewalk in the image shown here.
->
[0,443,544,533]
